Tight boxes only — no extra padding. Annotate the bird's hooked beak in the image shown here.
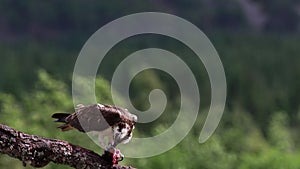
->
[132,114,138,123]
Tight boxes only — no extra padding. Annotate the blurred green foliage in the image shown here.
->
[0,44,300,168]
[0,70,117,169]
[0,1,300,168]
[0,0,299,34]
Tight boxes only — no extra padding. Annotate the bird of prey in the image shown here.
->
[52,103,137,164]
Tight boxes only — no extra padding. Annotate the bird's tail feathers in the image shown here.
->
[57,124,74,131]
[52,113,74,131]
[52,112,70,123]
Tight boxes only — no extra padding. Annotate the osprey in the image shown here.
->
[52,103,137,163]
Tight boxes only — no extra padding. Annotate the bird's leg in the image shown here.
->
[98,127,124,164]
[106,143,124,164]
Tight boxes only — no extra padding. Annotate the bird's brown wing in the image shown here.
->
[53,104,122,132]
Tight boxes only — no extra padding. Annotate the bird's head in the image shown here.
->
[122,108,138,124]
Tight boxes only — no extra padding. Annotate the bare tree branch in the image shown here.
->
[0,123,136,169]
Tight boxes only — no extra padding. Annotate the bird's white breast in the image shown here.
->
[113,123,132,144]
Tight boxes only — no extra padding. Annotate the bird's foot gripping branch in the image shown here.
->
[0,123,136,169]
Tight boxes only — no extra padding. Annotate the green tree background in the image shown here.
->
[1,1,300,168]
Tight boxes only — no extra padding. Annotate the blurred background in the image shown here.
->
[0,0,300,168]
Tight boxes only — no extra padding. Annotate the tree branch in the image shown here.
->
[0,123,136,169]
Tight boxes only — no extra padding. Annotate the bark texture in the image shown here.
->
[0,123,136,169]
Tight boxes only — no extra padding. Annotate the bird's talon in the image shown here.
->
[118,156,124,162]
[110,148,124,164]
